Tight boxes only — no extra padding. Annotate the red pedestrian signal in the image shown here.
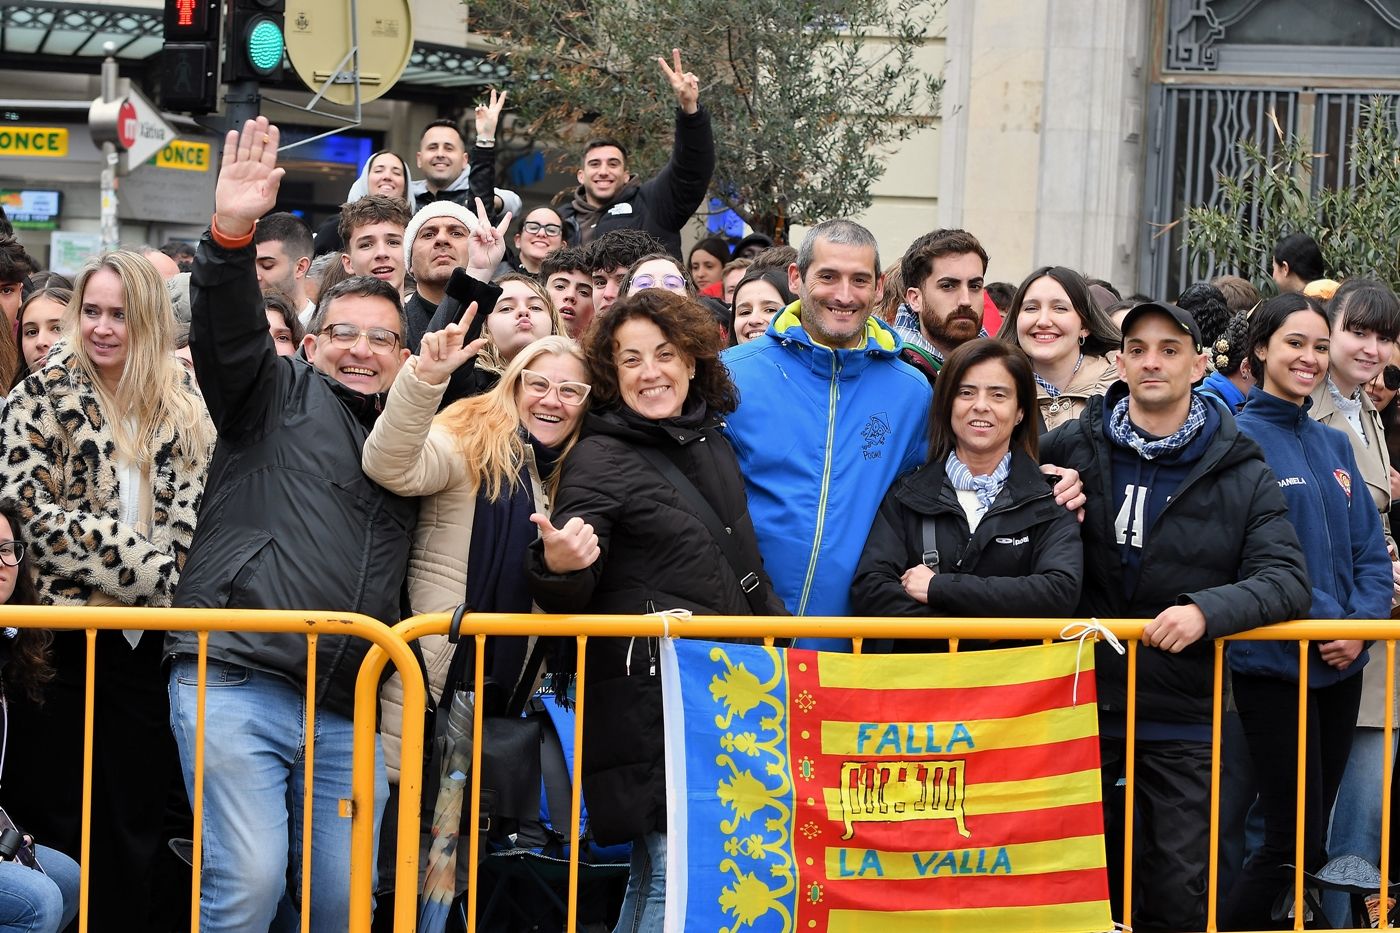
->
[161,0,221,113]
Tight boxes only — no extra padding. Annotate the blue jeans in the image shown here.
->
[614,831,665,933]
[168,658,387,933]
[0,845,80,933]
[1323,726,1399,927]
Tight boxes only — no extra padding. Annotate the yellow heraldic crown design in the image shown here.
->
[708,645,796,933]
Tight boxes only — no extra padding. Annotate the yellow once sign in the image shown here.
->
[0,127,68,157]
[154,140,211,172]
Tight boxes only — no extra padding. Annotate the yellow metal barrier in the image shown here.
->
[0,605,424,933]
[7,604,1397,933]
[390,613,1400,933]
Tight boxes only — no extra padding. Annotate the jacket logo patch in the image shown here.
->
[607,203,633,216]
[1334,468,1352,500]
[994,535,1029,546]
[861,412,891,460]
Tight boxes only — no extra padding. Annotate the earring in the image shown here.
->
[1078,335,1087,347]
[689,368,696,379]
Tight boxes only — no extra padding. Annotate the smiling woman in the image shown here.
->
[527,288,787,932]
[853,338,1082,648]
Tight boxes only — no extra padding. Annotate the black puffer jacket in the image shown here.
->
[527,400,785,844]
[555,107,715,259]
[1038,385,1311,724]
[851,448,1083,649]
[168,233,417,717]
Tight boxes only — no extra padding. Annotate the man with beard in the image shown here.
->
[253,213,317,325]
[892,229,989,384]
[410,107,521,222]
[556,50,714,259]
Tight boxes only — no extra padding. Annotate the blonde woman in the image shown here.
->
[363,331,589,784]
[0,249,213,928]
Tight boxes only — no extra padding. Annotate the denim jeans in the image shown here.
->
[1323,726,1400,927]
[0,845,80,933]
[168,657,387,933]
[614,830,666,933]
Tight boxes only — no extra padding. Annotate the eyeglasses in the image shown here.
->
[631,274,687,292]
[318,323,402,354]
[0,541,25,567]
[522,221,563,237]
[1385,365,1400,392]
[520,369,591,406]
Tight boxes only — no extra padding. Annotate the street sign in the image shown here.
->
[120,84,177,167]
[284,0,412,105]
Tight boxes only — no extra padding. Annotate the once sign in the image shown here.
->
[154,140,212,172]
[0,127,69,157]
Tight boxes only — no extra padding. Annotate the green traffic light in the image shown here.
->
[246,16,284,74]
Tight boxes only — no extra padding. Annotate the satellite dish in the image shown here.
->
[283,0,413,105]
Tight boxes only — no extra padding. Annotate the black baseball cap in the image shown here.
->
[1120,301,1203,352]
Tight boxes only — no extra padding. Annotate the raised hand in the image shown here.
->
[531,513,600,574]
[657,48,700,115]
[474,87,507,142]
[215,116,285,238]
[415,316,487,385]
[465,197,512,278]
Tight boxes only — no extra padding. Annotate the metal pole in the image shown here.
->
[99,43,120,252]
[225,79,260,131]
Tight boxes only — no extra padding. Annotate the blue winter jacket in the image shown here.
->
[1231,387,1392,686]
[721,304,932,617]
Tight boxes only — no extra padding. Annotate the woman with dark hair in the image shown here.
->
[0,499,82,933]
[996,265,1121,430]
[1271,232,1325,294]
[1199,312,1254,413]
[687,236,730,291]
[1177,281,1233,350]
[527,289,785,933]
[10,287,67,388]
[1222,292,1392,930]
[852,338,1082,644]
[729,267,795,345]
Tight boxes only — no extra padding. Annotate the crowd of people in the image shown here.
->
[0,53,1398,933]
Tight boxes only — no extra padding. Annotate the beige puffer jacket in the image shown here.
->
[1037,353,1119,431]
[362,357,549,780]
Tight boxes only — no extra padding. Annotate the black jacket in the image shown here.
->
[1038,385,1311,724]
[851,449,1083,650]
[555,107,716,259]
[168,233,417,717]
[527,401,785,843]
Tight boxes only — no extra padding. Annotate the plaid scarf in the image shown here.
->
[1107,394,1207,460]
[945,450,1012,512]
[1033,354,1085,399]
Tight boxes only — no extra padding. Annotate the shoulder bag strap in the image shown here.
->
[920,515,940,572]
[633,445,770,615]
[504,636,551,719]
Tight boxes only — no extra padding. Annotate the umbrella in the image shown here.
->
[419,688,475,933]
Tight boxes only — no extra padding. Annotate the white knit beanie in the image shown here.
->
[403,201,479,267]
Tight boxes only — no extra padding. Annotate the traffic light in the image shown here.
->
[225,0,285,82]
[160,0,221,113]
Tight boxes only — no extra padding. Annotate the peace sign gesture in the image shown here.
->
[474,87,507,142]
[464,197,514,279]
[657,48,700,115]
[214,116,286,238]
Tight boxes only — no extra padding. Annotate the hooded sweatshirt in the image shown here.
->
[410,165,522,219]
[312,152,416,255]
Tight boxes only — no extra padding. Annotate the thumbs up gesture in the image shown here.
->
[531,513,600,574]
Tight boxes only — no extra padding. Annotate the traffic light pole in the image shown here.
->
[224,79,261,131]
[98,45,120,252]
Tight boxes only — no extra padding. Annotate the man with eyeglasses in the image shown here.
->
[555,49,715,259]
[167,117,418,933]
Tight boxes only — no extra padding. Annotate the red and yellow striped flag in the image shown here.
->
[662,638,1112,932]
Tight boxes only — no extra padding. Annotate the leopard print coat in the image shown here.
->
[0,341,213,607]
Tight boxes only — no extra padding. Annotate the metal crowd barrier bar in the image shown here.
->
[0,605,424,933]
[389,613,1400,933]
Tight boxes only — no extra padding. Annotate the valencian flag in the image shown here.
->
[660,638,1112,933]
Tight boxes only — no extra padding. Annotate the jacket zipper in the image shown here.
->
[797,354,840,614]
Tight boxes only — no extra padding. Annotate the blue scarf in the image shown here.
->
[945,450,1012,512]
[1033,354,1085,399]
[1107,394,1207,460]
